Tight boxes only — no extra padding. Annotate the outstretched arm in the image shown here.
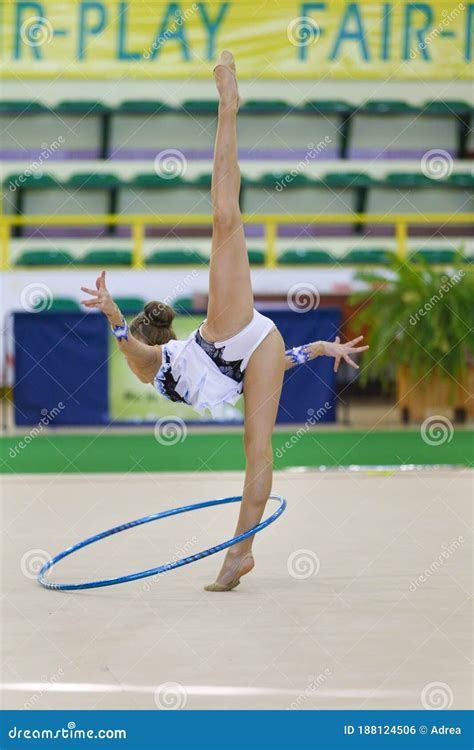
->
[285,336,369,372]
[80,271,161,384]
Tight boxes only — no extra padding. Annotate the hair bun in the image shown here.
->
[143,301,175,328]
[130,300,177,346]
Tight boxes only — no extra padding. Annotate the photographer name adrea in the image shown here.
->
[431,726,462,735]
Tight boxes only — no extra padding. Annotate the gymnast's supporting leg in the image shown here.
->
[205,329,286,591]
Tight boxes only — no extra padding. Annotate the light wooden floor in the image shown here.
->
[1,469,471,710]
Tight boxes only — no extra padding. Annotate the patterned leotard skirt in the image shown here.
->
[154,310,275,416]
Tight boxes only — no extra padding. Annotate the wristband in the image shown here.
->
[286,345,310,365]
[111,317,129,341]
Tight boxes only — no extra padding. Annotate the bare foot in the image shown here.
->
[213,50,240,112]
[204,551,254,592]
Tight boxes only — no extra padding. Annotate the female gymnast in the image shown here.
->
[81,51,368,592]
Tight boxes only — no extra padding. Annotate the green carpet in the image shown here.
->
[1,430,472,474]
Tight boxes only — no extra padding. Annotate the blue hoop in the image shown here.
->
[38,494,286,591]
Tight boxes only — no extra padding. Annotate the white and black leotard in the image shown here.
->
[154,310,275,416]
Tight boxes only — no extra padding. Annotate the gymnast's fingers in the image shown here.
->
[351,345,369,353]
[81,299,100,307]
[344,354,359,369]
[81,287,99,296]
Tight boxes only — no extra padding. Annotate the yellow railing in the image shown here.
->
[1,213,472,270]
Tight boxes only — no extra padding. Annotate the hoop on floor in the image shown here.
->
[38,494,286,591]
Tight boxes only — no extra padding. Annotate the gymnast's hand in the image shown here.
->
[321,335,369,372]
[80,271,119,320]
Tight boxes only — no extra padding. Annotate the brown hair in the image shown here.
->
[130,301,176,346]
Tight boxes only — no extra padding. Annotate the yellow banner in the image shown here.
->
[1,0,472,79]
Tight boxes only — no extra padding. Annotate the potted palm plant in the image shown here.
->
[350,256,474,422]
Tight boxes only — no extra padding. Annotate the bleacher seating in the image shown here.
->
[0,100,107,160]
[341,249,394,265]
[33,297,80,311]
[365,172,473,236]
[279,249,335,265]
[2,93,473,267]
[1,98,472,161]
[4,170,473,242]
[79,249,132,266]
[16,249,75,266]
[11,243,468,268]
[348,99,472,159]
[410,248,458,264]
[147,249,208,265]
[113,297,145,314]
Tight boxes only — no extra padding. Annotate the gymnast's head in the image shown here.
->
[130,301,177,346]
